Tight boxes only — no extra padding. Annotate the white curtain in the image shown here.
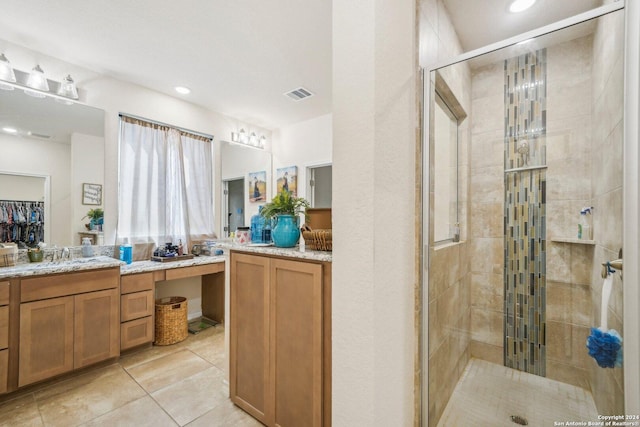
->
[118,116,214,258]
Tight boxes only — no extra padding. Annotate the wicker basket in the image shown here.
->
[155,296,188,345]
[302,229,332,251]
[0,244,18,267]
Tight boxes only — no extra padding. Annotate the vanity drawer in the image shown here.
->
[121,273,154,294]
[0,281,9,306]
[0,349,7,394]
[21,268,119,303]
[165,262,224,281]
[121,316,153,350]
[0,306,7,350]
[121,290,154,322]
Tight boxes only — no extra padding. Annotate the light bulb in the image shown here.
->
[26,64,49,92]
[57,74,78,99]
[0,53,16,90]
[509,0,536,13]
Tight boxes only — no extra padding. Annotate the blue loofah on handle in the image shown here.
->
[586,327,623,368]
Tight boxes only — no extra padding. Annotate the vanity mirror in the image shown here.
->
[220,140,272,237]
[0,86,105,247]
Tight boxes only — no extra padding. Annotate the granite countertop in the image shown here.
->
[0,242,329,279]
[120,255,225,275]
[215,241,332,262]
[0,256,125,279]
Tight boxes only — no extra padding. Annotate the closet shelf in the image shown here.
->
[550,237,596,245]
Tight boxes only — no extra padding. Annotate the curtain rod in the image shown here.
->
[118,113,215,141]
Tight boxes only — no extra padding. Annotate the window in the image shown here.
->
[118,115,214,256]
[432,71,467,243]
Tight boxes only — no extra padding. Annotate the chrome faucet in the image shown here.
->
[61,247,71,260]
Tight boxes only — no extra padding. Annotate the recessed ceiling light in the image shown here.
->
[2,126,17,134]
[509,0,536,13]
[175,86,191,95]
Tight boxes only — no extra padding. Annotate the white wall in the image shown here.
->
[0,174,45,201]
[333,0,416,425]
[271,113,332,202]
[71,133,105,240]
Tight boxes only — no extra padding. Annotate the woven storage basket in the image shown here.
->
[155,296,188,345]
[302,229,332,251]
[0,244,18,267]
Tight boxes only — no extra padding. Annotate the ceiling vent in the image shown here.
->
[27,131,51,139]
[284,87,314,101]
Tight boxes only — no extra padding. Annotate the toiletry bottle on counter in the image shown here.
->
[250,206,271,244]
[81,237,94,257]
[578,207,593,240]
[251,206,265,243]
[119,238,133,264]
[235,227,250,245]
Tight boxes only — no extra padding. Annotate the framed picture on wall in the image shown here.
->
[248,171,267,202]
[276,166,298,197]
[82,183,103,205]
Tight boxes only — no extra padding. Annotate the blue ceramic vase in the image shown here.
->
[271,214,300,248]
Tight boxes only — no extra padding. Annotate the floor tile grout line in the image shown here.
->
[0,328,228,427]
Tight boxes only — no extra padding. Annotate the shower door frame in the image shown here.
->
[420,1,640,424]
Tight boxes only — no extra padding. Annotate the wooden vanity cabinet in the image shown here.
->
[18,268,120,387]
[120,273,154,350]
[230,251,331,427]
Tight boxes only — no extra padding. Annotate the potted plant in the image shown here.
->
[260,190,309,247]
[82,208,104,231]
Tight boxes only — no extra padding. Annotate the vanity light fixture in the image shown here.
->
[509,0,536,13]
[175,86,191,95]
[0,53,16,90]
[0,56,81,102]
[230,128,266,149]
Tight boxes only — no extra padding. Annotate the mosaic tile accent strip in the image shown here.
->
[503,49,547,376]
[504,50,547,169]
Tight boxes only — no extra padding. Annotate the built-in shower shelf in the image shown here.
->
[550,237,595,245]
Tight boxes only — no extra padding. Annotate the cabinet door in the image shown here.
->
[74,289,119,369]
[0,305,8,350]
[19,296,74,387]
[230,252,273,425]
[0,349,7,394]
[271,258,323,427]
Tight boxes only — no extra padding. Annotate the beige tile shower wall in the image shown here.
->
[469,60,505,364]
[420,1,471,425]
[589,10,625,416]
[545,36,595,390]
[428,243,471,427]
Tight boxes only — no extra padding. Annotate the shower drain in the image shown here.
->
[510,415,529,425]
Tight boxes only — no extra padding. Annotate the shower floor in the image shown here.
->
[437,358,598,426]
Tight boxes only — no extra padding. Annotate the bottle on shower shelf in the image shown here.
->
[578,207,593,240]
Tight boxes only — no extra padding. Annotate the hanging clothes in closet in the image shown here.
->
[0,200,45,246]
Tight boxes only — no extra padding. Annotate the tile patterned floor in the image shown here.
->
[438,358,599,427]
[0,325,262,427]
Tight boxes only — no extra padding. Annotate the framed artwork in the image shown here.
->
[248,171,267,202]
[82,183,103,205]
[276,166,298,196]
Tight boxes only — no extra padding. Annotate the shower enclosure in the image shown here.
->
[421,3,638,425]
